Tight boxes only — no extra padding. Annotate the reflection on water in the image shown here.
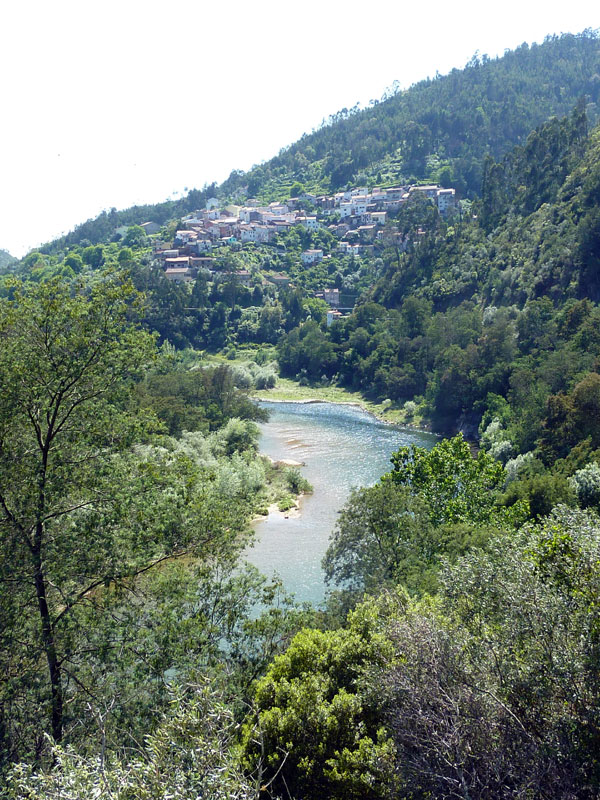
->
[245,401,437,606]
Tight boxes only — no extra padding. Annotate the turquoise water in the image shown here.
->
[245,401,437,606]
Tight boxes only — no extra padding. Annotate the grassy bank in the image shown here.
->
[192,348,427,428]
[252,377,426,427]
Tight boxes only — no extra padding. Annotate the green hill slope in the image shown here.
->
[220,30,600,201]
[277,111,600,456]
[38,30,600,252]
[0,249,16,270]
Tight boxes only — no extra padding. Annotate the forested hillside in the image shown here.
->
[5,27,600,800]
[0,249,16,270]
[35,30,600,252]
[280,110,597,401]
[222,30,600,200]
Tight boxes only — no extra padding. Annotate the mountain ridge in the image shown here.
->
[34,29,600,255]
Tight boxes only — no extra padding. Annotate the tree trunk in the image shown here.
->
[33,551,63,743]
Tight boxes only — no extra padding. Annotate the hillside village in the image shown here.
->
[6,30,600,799]
[144,183,458,321]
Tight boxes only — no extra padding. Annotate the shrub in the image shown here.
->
[569,461,600,508]
[278,495,296,512]
[403,400,418,420]
[285,468,312,494]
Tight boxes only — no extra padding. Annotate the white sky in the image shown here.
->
[1,0,598,257]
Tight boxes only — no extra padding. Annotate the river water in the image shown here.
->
[245,400,437,607]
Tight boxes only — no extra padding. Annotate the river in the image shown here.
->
[245,400,437,607]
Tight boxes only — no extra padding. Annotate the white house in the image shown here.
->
[437,188,458,215]
[352,198,368,216]
[165,256,190,268]
[300,216,321,232]
[183,216,204,228]
[385,187,406,202]
[240,224,256,243]
[258,226,273,244]
[195,239,212,253]
[409,185,440,201]
[370,188,388,202]
[241,225,273,244]
[301,249,324,266]
[326,309,343,327]
[368,211,387,225]
[269,202,289,214]
[338,202,353,219]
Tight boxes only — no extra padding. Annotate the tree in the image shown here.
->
[0,276,284,766]
[0,276,261,765]
[0,276,159,757]
[367,507,600,798]
[122,225,147,248]
[569,461,600,508]
[81,245,104,269]
[539,372,600,463]
[386,434,512,526]
[117,246,134,265]
[6,684,254,800]
[242,597,399,800]
[323,482,431,596]
[323,480,496,603]
[63,253,83,274]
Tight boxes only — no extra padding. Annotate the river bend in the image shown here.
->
[245,400,437,606]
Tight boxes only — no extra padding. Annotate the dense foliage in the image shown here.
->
[245,443,600,799]
[221,31,600,202]
[276,111,600,520]
[0,249,16,270]
[0,274,305,776]
[6,685,254,800]
[7,27,600,800]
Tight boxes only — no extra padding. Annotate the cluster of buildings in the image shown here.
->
[314,183,458,219]
[150,183,458,284]
[173,198,323,251]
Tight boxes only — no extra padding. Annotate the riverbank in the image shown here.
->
[252,377,428,429]
[255,496,303,523]
[198,350,430,430]
[246,397,438,605]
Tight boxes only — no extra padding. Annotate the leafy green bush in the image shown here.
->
[7,686,253,800]
[569,461,600,508]
[277,494,296,512]
[285,468,312,494]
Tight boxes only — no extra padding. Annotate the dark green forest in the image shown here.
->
[3,29,600,800]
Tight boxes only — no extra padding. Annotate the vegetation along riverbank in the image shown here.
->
[4,29,600,799]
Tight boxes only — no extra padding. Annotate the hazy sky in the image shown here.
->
[1,0,598,257]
